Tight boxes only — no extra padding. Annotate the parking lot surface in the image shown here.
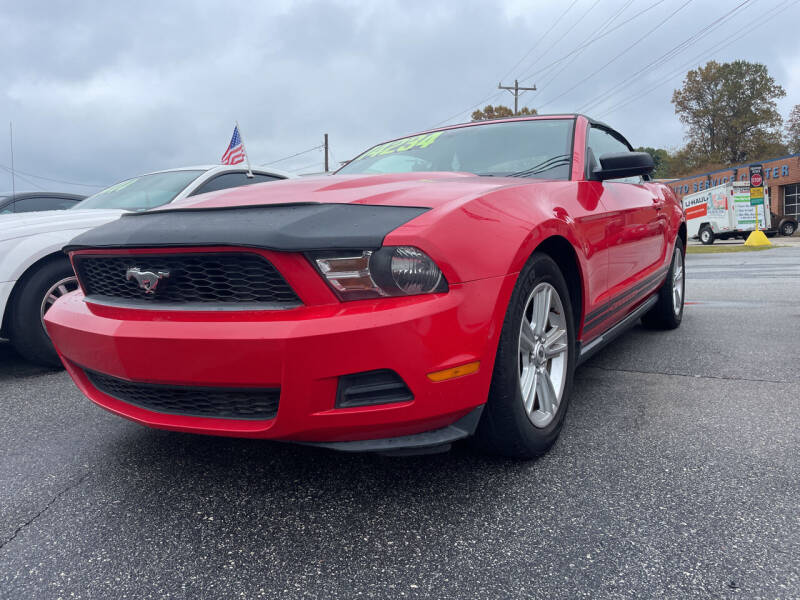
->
[1,248,798,599]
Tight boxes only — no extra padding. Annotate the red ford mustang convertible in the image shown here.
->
[46,115,686,458]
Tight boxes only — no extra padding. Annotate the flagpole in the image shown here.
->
[235,121,254,178]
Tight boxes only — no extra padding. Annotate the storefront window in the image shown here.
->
[785,184,800,218]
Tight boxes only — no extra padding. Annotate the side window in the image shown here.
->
[13,196,77,212]
[587,127,641,183]
[190,172,281,196]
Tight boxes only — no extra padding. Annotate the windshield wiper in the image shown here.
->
[506,154,571,178]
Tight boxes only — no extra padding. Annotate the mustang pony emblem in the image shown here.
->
[125,268,170,294]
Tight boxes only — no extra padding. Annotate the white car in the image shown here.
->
[0,164,291,366]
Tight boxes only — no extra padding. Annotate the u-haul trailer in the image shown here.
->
[682,182,774,245]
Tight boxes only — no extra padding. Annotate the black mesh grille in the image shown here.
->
[85,369,280,420]
[73,253,300,307]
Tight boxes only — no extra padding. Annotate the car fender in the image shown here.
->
[385,184,593,366]
[386,182,592,301]
[0,228,92,324]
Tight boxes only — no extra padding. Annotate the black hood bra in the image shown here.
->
[64,203,430,252]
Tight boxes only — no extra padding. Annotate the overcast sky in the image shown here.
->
[1,0,798,195]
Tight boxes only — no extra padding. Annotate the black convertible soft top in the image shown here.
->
[64,203,429,252]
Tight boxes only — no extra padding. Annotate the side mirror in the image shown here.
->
[593,152,654,180]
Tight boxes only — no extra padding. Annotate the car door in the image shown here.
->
[586,126,666,305]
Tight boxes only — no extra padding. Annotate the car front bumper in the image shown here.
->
[45,275,511,446]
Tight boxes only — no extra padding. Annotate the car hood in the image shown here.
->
[65,173,571,254]
[0,209,127,243]
[158,172,539,211]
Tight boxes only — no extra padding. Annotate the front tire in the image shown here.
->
[8,259,78,368]
[699,227,714,245]
[782,221,797,236]
[642,238,685,330]
[475,253,576,459]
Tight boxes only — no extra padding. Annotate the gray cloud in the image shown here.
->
[1,0,798,195]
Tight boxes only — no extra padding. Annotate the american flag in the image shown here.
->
[221,125,246,165]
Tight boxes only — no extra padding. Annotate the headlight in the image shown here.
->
[312,246,448,301]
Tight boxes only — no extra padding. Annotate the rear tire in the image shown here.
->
[782,221,797,236]
[475,253,576,459]
[642,238,684,330]
[8,259,76,368]
[699,227,714,245]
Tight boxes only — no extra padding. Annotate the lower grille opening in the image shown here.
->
[85,369,279,420]
[336,370,413,408]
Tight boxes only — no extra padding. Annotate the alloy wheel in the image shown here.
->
[672,247,684,316]
[518,282,569,428]
[40,276,79,330]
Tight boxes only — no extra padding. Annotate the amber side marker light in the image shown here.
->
[427,361,480,382]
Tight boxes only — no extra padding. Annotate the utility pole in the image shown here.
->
[498,80,537,115]
[324,133,329,172]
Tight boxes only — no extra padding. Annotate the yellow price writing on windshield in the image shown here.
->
[97,178,139,195]
[358,132,444,160]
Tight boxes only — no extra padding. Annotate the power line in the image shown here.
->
[515,0,669,86]
[288,160,324,173]
[528,0,618,99]
[515,0,601,84]
[0,164,47,191]
[429,90,505,129]
[328,146,339,170]
[496,0,580,84]
[596,1,789,119]
[0,163,106,187]
[429,0,608,127]
[259,144,323,166]
[431,0,661,127]
[4,122,106,189]
[580,0,754,113]
[578,0,754,114]
[536,0,693,111]
[595,0,797,120]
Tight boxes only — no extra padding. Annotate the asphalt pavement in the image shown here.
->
[1,247,798,599]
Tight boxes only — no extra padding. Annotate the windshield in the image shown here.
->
[338,119,574,179]
[73,170,205,210]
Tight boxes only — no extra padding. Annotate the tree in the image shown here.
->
[471,105,537,121]
[635,146,673,179]
[787,104,800,154]
[671,60,786,165]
